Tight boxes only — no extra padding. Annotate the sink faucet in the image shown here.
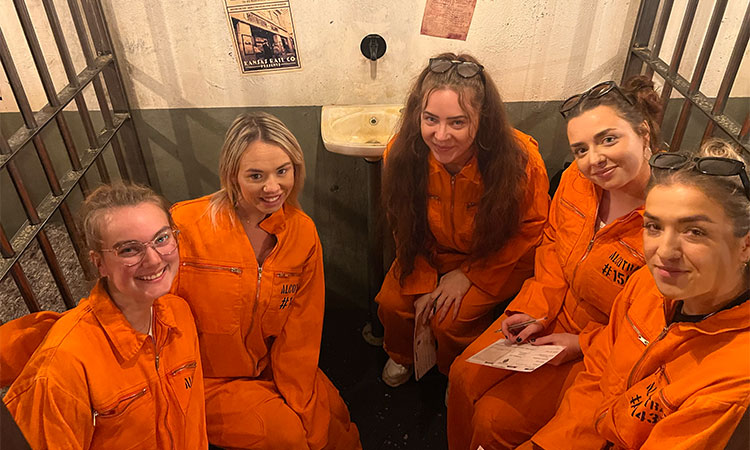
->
[360,34,386,61]
[369,40,378,61]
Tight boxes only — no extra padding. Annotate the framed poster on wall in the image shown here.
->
[224,0,301,74]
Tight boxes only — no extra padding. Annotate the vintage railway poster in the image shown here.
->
[224,0,301,74]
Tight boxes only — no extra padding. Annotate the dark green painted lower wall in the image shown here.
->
[129,103,573,309]
[2,98,748,309]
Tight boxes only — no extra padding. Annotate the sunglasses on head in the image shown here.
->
[428,58,484,78]
[649,152,750,201]
[559,81,634,118]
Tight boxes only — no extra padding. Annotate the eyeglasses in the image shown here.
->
[429,58,484,78]
[559,81,634,118]
[649,153,750,201]
[99,228,180,267]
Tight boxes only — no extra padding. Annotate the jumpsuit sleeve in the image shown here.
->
[504,179,569,327]
[269,232,330,450]
[4,374,94,450]
[530,286,632,450]
[460,141,550,297]
[639,398,748,450]
[0,312,61,388]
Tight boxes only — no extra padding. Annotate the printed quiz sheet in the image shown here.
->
[467,338,564,372]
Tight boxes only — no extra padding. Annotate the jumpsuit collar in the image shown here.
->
[89,280,178,362]
[573,160,645,226]
[258,204,289,235]
[662,291,750,334]
[427,150,480,183]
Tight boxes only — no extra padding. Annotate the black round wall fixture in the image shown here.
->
[361,34,386,61]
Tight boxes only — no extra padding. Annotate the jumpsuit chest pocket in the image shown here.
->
[556,196,588,265]
[262,271,301,337]
[426,194,443,236]
[178,261,243,334]
[91,385,155,449]
[167,360,198,414]
[456,202,477,245]
[604,368,671,447]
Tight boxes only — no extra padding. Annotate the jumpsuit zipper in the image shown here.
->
[569,191,602,284]
[246,240,281,342]
[560,197,586,218]
[92,387,148,426]
[625,313,650,346]
[627,324,672,388]
[450,175,456,247]
[570,207,643,286]
[180,261,242,274]
[170,361,197,375]
[152,325,175,449]
[617,239,646,264]
[247,266,263,339]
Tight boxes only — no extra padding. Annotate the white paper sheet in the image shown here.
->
[467,338,564,373]
[413,308,437,380]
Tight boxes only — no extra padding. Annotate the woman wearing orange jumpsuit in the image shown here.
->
[4,183,207,450]
[447,76,663,450]
[171,112,361,450]
[0,311,60,387]
[376,53,550,387]
[526,139,750,449]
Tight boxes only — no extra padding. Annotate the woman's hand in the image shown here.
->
[501,313,544,343]
[428,269,472,323]
[530,332,582,366]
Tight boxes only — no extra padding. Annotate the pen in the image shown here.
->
[495,316,547,333]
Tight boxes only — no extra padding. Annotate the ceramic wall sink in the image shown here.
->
[321,104,402,160]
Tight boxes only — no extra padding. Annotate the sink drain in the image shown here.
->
[369,116,378,126]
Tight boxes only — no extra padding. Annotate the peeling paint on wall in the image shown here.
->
[1,0,748,112]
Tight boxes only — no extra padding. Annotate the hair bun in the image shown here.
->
[622,75,663,122]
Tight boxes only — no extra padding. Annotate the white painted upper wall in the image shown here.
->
[1,0,748,112]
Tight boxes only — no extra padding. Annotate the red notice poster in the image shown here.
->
[420,0,478,41]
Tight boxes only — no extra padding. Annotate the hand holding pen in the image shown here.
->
[498,314,547,343]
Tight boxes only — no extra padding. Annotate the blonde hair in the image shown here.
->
[208,112,306,224]
[79,183,172,252]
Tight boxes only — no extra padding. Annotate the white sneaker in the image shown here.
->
[382,358,413,387]
[362,322,384,347]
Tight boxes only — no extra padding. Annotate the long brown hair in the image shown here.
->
[383,52,529,284]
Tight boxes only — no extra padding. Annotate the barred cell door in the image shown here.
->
[0,0,148,322]
[622,0,750,156]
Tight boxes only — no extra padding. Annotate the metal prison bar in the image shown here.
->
[623,0,750,155]
[0,0,148,318]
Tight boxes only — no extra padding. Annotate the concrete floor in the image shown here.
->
[0,223,90,324]
[320,303,449,450]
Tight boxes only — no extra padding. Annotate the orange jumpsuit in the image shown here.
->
[447,162,647,450]
[171,196,361,450]
[376,130,550,375]
[529,268,750,449]
[3,281,207,450]
[0,311,61,387]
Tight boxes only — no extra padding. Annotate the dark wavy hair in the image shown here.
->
[382,52,529,284]
[564,75,663,151]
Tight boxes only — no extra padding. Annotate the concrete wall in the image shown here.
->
[1,0,749,310]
